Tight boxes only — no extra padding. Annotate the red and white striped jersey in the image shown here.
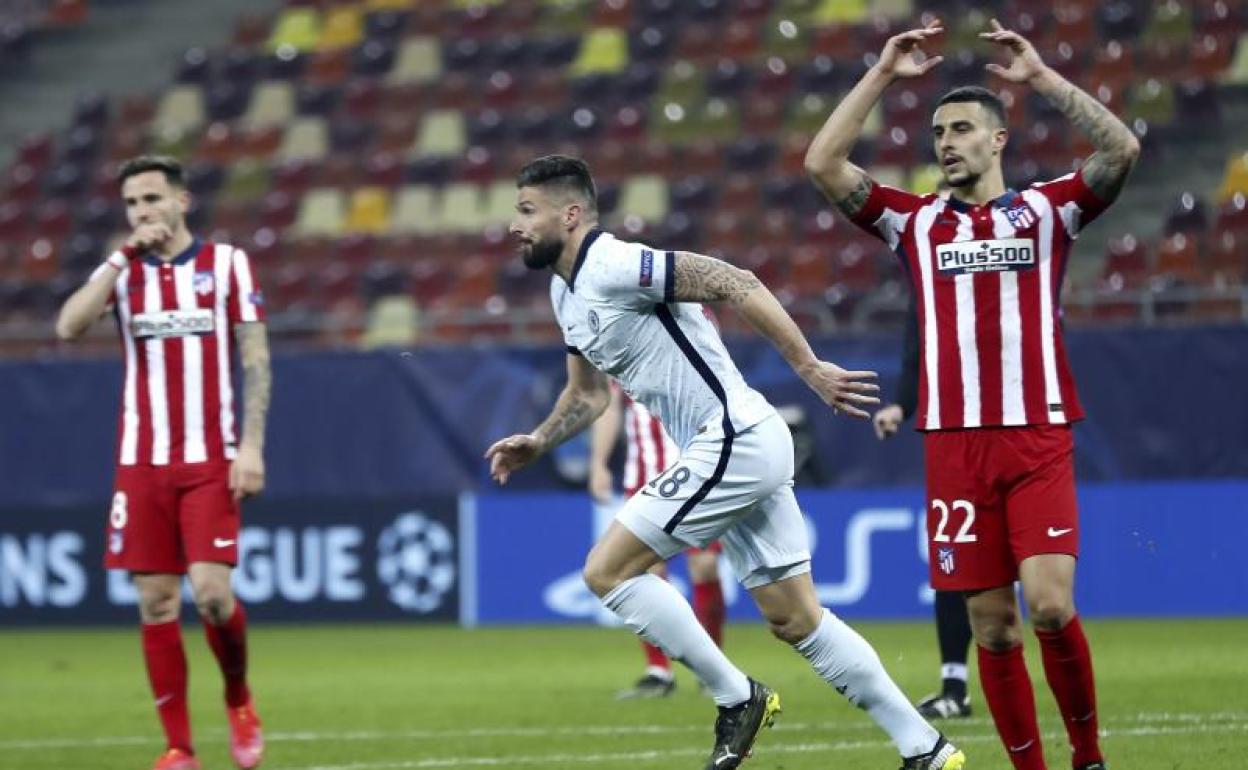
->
[850,170,1109,431]
[92,240,266,465]
[620,391,678,497]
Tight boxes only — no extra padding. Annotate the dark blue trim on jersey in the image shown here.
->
[143,237,202,267]
[944,189,1017,213]
[663,251,675,304]
[565,345,582,356]
[654,304,735,534]
[567,227,603,292]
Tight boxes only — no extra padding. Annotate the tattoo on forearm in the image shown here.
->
[236,323,271,449]
[1044,80,1137,200]
[835,174,874,217]
[673,253,762,303]
[536,391,597,449]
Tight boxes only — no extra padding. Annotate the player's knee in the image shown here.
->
[138,590,179,622]
[765,609,819,645]
[192,584,233,623]
[1028,596,1074,631]
[582,556,623,598]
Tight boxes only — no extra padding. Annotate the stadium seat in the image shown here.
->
[242,81,295,128]
[388,185,440,235]
[440,182,489,234]
[1224,33,1248,83]
[570,27,629,76]
[617,174,669,222]
[292,188,346,236]
[360,295,420,349]
[153,85,206,139]
[218,159,269,203]
[1216,152,1248,202]
[411,110,467,158]
[386,36,442,85]
[267,7,322,54]
[318,6,364,51]
[277,117,329,161]
[345,187,391,234]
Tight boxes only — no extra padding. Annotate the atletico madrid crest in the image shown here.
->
[193,270,215,296]
[937,547,956,575]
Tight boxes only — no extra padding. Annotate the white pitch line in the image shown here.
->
[3,711,1246,752]
[272,722,1248,770]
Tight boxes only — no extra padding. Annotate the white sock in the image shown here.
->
[794,609,939,756]
[602,574,750,706]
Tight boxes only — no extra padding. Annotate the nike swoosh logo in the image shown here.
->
[714,752,738,766]
[1047,527,1073,537]
[213,538,236,548]
[155,694,174,707]
[1007,739,1035,753]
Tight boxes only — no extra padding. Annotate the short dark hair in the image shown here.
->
[936,86,1007,127]
[516,155,597,213]
[118,155,186,188]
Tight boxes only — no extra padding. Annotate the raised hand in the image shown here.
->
[799,362,880,420]
[874,19,945,80]
[981,18,1046,83]
[484,433,545,485]
[125,223,172,252]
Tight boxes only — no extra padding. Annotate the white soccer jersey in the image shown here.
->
[550,229,775,450]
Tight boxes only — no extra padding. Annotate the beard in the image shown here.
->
[943,167,978,189]
[522,236,563,270]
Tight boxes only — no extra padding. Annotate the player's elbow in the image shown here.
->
[1122,133,1141,163]
[55,315,83,341]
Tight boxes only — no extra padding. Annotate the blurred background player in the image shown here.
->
[807,17,1139,770]
[589,381,726,699]
[873,299,974,720]
[54,155,271,770]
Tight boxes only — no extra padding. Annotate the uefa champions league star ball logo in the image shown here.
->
[376,512,456,613]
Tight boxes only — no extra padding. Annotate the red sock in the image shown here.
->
[141,621,192,753]
[641,639,671,672]
[203,602,251,708]
[1036,616,1103,768]
[978,644,1046,770]
[692,580,725,647]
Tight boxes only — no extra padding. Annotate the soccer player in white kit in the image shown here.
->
[486,156,966,770]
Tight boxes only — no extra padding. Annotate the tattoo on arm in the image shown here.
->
[535,389,599,450]
[672,252,762,304]
[235,323,271,451]
[834,172,875,218]
[1043,79,1139,201]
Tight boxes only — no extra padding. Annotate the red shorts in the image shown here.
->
[686,541,723,557]
[104,460,240,574]
[924,425,1079,591]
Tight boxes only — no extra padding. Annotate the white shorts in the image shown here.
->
[616,414,811,589]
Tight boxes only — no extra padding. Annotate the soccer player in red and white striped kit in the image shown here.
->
[807,19,1139,770]
[56,155,271,770]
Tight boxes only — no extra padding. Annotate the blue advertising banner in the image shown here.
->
[471,481,1248,623]
[0,497,465,625]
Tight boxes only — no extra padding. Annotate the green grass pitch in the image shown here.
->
[2,618,1245,769]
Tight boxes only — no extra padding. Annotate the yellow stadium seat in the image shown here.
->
[873,0,913,20]
[452,0,502,7]
[361,295,420,350]
[909,164,944,195]
[812,0,868,24]
[617,176,669,223]
[365,0,415,10]
[440,183,488,234]
[1143,0,1193,46]
[1126,79,1175,127]
[346,187,392,234]
[153,85,205,138]
[387,36,442,85]
[657,60,704,103]
[293,188,345,236]
[277,117,329,162]
[389,185,439,235]
[241,81,294,129]
[267,8,321,54]
[411,110,466,158]
[870,165,906,190]
[570,27,628,77]
[318,6,364,51]
[1216,152,1248,202]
